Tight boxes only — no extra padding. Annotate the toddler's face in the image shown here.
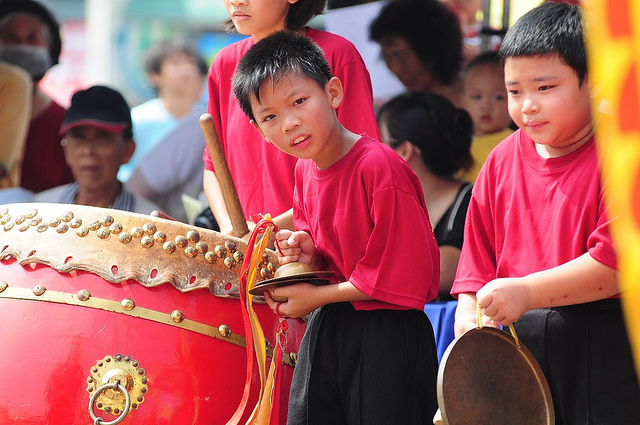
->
[504,54,592,157]
[463,63,511,137]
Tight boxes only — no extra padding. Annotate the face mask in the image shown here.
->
[0,44,52,81]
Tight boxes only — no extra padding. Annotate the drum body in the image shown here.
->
[0,203,305,425]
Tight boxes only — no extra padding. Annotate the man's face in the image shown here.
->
[62,127,134,191]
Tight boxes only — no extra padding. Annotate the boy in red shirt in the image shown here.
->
[232,31,440,424]
[452,3,640,423]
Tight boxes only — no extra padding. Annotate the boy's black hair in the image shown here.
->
[377,92,473,178]
[232,31,333,122]
[143,38,208,78]
[369,0,462,86]
[499,1,587,85]
[225,0,327,33]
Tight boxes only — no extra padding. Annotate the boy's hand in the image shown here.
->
[275,229,321,269]
[454,293,499,336]
[263,283,322,318]
[476,277,532,326]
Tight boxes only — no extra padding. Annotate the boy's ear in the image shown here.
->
[394,140,416,162]
[326,76,344,110]
[250,119,269,142]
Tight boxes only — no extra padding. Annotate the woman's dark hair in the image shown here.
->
[369,0,463,86]
[377,91,473,178]
[225,0,327,32]
[499,1,587,85]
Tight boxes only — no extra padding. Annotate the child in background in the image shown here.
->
[462,51,513,182]
[121,39,208,182]
[377,92,473,300]
[204,0,380,234]
[233,31,440,424]
[452,3,640,423]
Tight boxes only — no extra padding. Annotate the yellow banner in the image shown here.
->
[584,0,640,372]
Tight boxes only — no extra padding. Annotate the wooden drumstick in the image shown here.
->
[199,113,250,238]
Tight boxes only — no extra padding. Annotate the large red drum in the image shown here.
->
[0,203,305,425]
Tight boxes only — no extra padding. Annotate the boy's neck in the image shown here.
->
[534,123,595,158]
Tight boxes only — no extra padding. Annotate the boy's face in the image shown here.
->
[249,73,343,170]
[463,62,511,137]
[504,54,592,157]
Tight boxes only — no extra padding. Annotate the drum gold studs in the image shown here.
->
[214,245,227,258]
[224,240,237,253]
[77,289,91,301]
[119,232,132,244]
[153,231,167,243]
[61,211,74,222]
[175,235,188,248]
[142,223,156,235]
[25,208,38,219]
[204,251,217,264]
[88,220,101,231]
[130,227,143,238]
[140,236,154,248]
[0,281,7,293]
[100,215,114,227]
[69,217,82,228]
[121,299,135,311]
[171,310,185,323]
[186,230,200,243]
[109,223,123,234]
[15,214,25,225]
[233,251,244,263]
[184,246,197,258]
[162,241,176,254]
[33,284,46,296]
[76,226,90,237]
[96,227,110,239]
[218,324,231,337]
[224,257,236,269]
[1,214,10,225]
[195,241,208,254]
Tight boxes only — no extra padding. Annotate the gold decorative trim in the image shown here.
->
[1,286,247,347]
[0,286,298,366]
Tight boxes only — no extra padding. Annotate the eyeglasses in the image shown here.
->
[61,134,123,150]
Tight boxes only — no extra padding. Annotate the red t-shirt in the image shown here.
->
[452,129,616,296]
[204,28,380,219]
[21,100,74,193]
[294,134,440,311]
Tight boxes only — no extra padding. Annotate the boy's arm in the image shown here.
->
[477,252,618,326]
[265,280,372,318]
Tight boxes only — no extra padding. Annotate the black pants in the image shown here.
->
[514,299,640,425]
[288,302,438,425]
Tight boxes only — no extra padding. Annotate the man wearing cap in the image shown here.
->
[0,0,74,193]
[32,85,161,215]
